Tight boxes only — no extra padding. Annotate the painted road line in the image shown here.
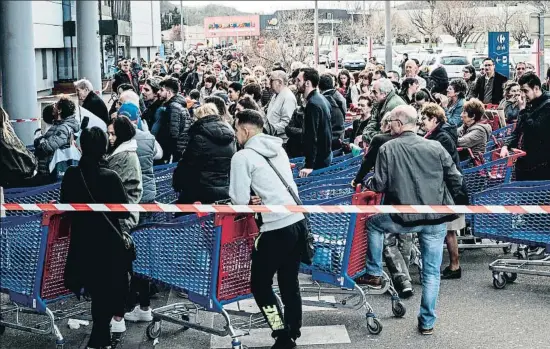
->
[210,325,351,348]
[224,296,338,313]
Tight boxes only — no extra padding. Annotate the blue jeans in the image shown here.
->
[366,214,446,329]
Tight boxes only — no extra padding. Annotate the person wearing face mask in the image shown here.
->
[497,81,521,123]
[457,98,492,160]
[113,59,139,92]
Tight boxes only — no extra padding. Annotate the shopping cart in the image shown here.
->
[471,181,550,289]
[132,213,263,349]
[297,191,407,335]
[4,184,61,217]
[0,213,88,349]
[456,148,526,251]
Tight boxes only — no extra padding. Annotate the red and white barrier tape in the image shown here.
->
[9,118,40,123]
[2,203,550,214]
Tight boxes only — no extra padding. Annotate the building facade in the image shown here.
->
[28,0,161,95]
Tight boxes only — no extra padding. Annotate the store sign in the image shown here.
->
[204,16,261,38]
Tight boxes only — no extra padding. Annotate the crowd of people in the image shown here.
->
[2,45,550,349]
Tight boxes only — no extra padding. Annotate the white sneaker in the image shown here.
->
[110,318,126,333]
[124,306,153,322]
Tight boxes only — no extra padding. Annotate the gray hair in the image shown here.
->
[270,70,288,85]
[377,78,394,94]
[119,90,140,108]
[380,112,392,127]
[391,105,418,126]
[74,79,93,91]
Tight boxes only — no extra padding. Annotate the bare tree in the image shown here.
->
[510,11,533,45]
[392,13,414,45]
[408,0,439,48]
[244,10,313,69]
[436,1,478,47]
[486,2,519,32]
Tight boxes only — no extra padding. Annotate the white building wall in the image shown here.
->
[130,1,161,48]
[32,1,64,49]
[35,49,56,93]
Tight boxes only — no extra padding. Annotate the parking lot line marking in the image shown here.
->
[224,296,338,313]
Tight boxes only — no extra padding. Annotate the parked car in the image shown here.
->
[429,54,470,79]
[342,54,366,71]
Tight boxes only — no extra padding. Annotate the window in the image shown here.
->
[42,49,48,80]
[440,56,469,66]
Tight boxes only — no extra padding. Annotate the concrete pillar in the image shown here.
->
[76,0,102,94]
[0,1,38,145]
[384,0,393,71]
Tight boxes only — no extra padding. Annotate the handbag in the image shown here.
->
[78,168,136,261]
[255,153,315,265]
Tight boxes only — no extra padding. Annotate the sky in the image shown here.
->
[171,1,384,14]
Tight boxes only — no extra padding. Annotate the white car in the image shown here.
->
[430,55,470,79]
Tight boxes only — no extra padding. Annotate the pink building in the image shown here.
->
[204,15,260,44]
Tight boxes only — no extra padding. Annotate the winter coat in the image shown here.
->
[505,91,550,180]
[428,66,449,95]
[82,91,109,125]
[113,70,139,93]
[265,86,297,142]
[302,90,333,169]
[134,129,157,203]
[106,139,143,232]
[351,116,371,143]
[363,90,406,143]
[284,106,305,159]
[226,70,242,83]
[466,79,477,100]
[142,99,163,127]
[154,94,192,162]
[446,98,465,127]
[457,122,492,156]
[321,89,346,143]
[472,72,508,105]
[34,116,80,176]
[199,86,215,104]
[0,131,37,188]
[425,123,461,171]
[173,115,236,204]
[498,100,520,123]
[61,158,131,302]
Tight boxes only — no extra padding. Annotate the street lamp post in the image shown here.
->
[385,0,393,71]
[314,0,319,69]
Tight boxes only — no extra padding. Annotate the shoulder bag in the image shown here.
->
[254,153,315,265]
[78,168,136,261]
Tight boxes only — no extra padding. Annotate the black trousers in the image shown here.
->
[126,275,151,309]
[250,219,306,340]
[87,286,126,348]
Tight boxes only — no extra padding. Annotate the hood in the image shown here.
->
[169,94,187,108]
[471,122,493,138]
[193,115,235,145]
[244,133,283,158]
[430,66,448,84]
[64,115,81,133]
[109,139,138,157]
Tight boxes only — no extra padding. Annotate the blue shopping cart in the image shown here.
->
[0,213,88,348]
[4,184,61,217]
[472,181,550,289]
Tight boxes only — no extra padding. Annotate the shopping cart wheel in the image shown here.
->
[503,272,517,283]
[366,314,383,335]
[392,301,406,318]
[181,314,190,331]
[146,320,162,340]
[492,273,507,289]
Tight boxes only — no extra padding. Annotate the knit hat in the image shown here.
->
[118,102,143,130]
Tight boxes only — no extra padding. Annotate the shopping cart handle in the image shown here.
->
[509,148,527,159]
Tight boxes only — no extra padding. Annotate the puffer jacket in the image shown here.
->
[457,122,492,155]
[107,139,143,232]
[362,90,406,143]
[134,129,156,203]
[156,94,192,162]
[173,115,236,204]
[34,116,80,176]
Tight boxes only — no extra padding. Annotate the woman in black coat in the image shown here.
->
[420,103,467,280]
[60,127,132,348]
[173,103,236,204]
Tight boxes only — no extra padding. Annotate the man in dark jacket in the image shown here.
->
[364,105,466,335]
[296,68,332,176]
[141,78,163,127]
[113,59,139,92]
[319,74,345,150]
[183,61,205,95]
[179,57,196,94]
[501,72,550,180]
[155,78,192,163]
[472,58,508,105]
[75,79,110,125]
